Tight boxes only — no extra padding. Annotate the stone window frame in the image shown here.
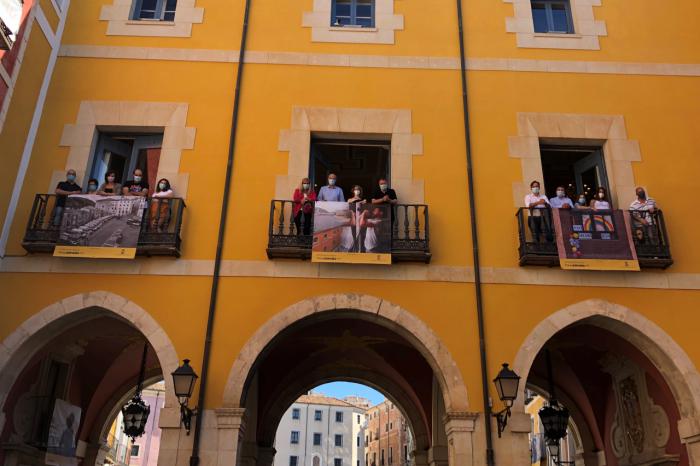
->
[508,112,642,209]
[277,106,424,204]
[302,0,403,45]
[55,101,195,198]
[99,0,203,38]
[503,0,607,50]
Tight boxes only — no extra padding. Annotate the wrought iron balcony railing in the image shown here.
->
[22,194,186,257]
[516,207,672,269]
[266,200,431,263]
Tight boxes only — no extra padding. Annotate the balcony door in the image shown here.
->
[540,145,609,205]
[90,132,163,190]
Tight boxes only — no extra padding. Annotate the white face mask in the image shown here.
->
[556,190,565,198]
[598,192,605,199]
[353,190,361,196]
[107,176,115,182]
[134,175,142,183]
[532,187,540,195]
[328,179,336,186]
[159,183,167,190]
[302,183,310,190]
[578,197,586,205]
[380,184,388,192]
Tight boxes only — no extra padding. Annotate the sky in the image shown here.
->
[312,382,386,406]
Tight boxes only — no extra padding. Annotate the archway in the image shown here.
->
[0,292,179,466]
[221,294,474,466]
[511,299,700,466]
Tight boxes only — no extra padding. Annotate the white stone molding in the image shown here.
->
[508,112,641,209]
[503,0,607,50]
[57,100,195,198]
[99,0,203,37]
[0,291,180,412]
[222,294,469,414]
[302,0,403,44]
[277,106,424,203]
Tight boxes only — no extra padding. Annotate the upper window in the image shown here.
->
[291,431,300,444]
[313,433,322,446]
[292,408,301,420]
[531,0,574,34]
[314,410,323,421]
[131,445,140,457]
[335,411,343,422]
[335,434,343,447]
[331,0,375,28]
[290,457,299,466]
[335,459,342,466]
[132,0,178,21]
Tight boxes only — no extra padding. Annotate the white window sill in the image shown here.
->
[328,26,378,32]
[126,20,176,27]
[533,32,582,39]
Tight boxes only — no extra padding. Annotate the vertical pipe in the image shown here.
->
[455,1,496,465]
[188,1,252,465]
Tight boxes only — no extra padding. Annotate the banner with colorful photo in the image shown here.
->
[53,195,146,259]
[552,208,640,271]
[312,201,392,265]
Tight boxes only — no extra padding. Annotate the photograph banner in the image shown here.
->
[312,201,392,265]
[53,195,146,259]
[552,208,640,271]
[45,399,81,466]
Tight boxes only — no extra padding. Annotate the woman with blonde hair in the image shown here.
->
[292,177,316,235]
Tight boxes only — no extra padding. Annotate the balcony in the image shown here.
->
[22,194,186,257]
[266,200,431,263]
[516,207,673,269]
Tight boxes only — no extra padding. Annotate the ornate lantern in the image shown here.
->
[121,344,151,440]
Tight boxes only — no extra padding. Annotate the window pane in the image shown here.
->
[550,4,571,32]
[355,17,373,27]
[531,2,548,33]
[335,3,352,16]
[137,0,158,19]
[164,0,177,20]
[355,4,372,17]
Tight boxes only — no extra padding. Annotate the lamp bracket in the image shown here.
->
[493,406,511,438]
[180,402,199,435]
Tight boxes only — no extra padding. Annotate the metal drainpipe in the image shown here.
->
[455,1,496,466]
[188,0,253,465]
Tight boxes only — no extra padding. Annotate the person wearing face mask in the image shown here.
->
[592,186,611,210]
[292,177,317,235]
[575,194,590,210]
[549,185,574,209]
[524,180,552,242]
[149,178,173,231]
[371,179,398,206]
[53,169,82,226]
[347,185,367,251]
[630,187,658,244]
[317,173,345,202]
[86,179,99,194]
[97,170,122,196]
[122,168,150,197]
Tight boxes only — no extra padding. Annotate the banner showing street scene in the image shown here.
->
[552,208,640,271]
[53,195,146,259]
[45,399,81,466]
[312,201,392,265]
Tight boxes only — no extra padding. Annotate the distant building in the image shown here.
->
[365,401,413,466]
[129,382,166,466]
[274,393,367,466]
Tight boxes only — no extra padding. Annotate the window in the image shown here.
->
[357,436,360,447]
[389,422,393,430]
[531,0,573,34]
[290,457,299,466]
[357,414,361,424]
[132,0,178,21]
[130,445,140,457]
[389,447,393,465]
[336,411,343,422]
[292,408,300,420]
[385,423,389,432]
[314,433,322,446]
[539,145,608,208]
[335,434,343,447]
[291,431,300,444]
[331,0,374,28]
[381,449,385,466]
[315,410,323,421]
[335,459,342,466]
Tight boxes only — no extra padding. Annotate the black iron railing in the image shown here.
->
[516,207,672,268]
[266,200,431,263]
[22,194,186,257]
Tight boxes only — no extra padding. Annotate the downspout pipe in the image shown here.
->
[189,1,253,465]
[455,1,496,466]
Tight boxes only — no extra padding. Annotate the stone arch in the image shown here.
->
[513,298,700,447]
[223,293,469,413]
[0,290,180,416]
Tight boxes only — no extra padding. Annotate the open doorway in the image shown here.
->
[310,135,390,199]
[89,132,164,192]
[540,144,609,206]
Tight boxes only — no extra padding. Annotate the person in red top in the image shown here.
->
[293,177,317,235]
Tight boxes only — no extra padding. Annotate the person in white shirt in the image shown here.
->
[591,186,611,210]
[549,186,574,209]
[524,180,553,242]
[150,178,174,231]
[630,187,658,244]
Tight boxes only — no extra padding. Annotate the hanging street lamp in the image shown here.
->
[492,362,521,437]
[538,350,571,465]
[122,344,151,440]
[171,359,199,434]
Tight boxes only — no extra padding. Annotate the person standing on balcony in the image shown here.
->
[630,187,658,244]
[524,180,552,243]
[575,194,589,209]
[87,179,99,194]
[150,178,173,231]
[549,186,573,209]
[53,169,82,226]
[591,186,612,210]
[317,173,345,202]
[293,177,316,235]
[122,169,149,197]
[348,185,367,251]
[97,170,122,196]
[371,179,398,230]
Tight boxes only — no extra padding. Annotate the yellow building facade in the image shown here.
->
[0,1,699,466]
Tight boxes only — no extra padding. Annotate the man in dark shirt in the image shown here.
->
[53,169,82,225]
[371,179,398,243]
[122,169,150,197]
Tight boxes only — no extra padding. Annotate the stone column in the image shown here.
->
[83,442,110,466]
[493,411,531,466]
[413,450,429,466]
[157,406,194,466]
[215,408,247,466]
[256,446,276,466]
[428,446,449,466]
[444,412,479,466]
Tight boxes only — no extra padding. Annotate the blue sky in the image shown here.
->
[312,382,386,406]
